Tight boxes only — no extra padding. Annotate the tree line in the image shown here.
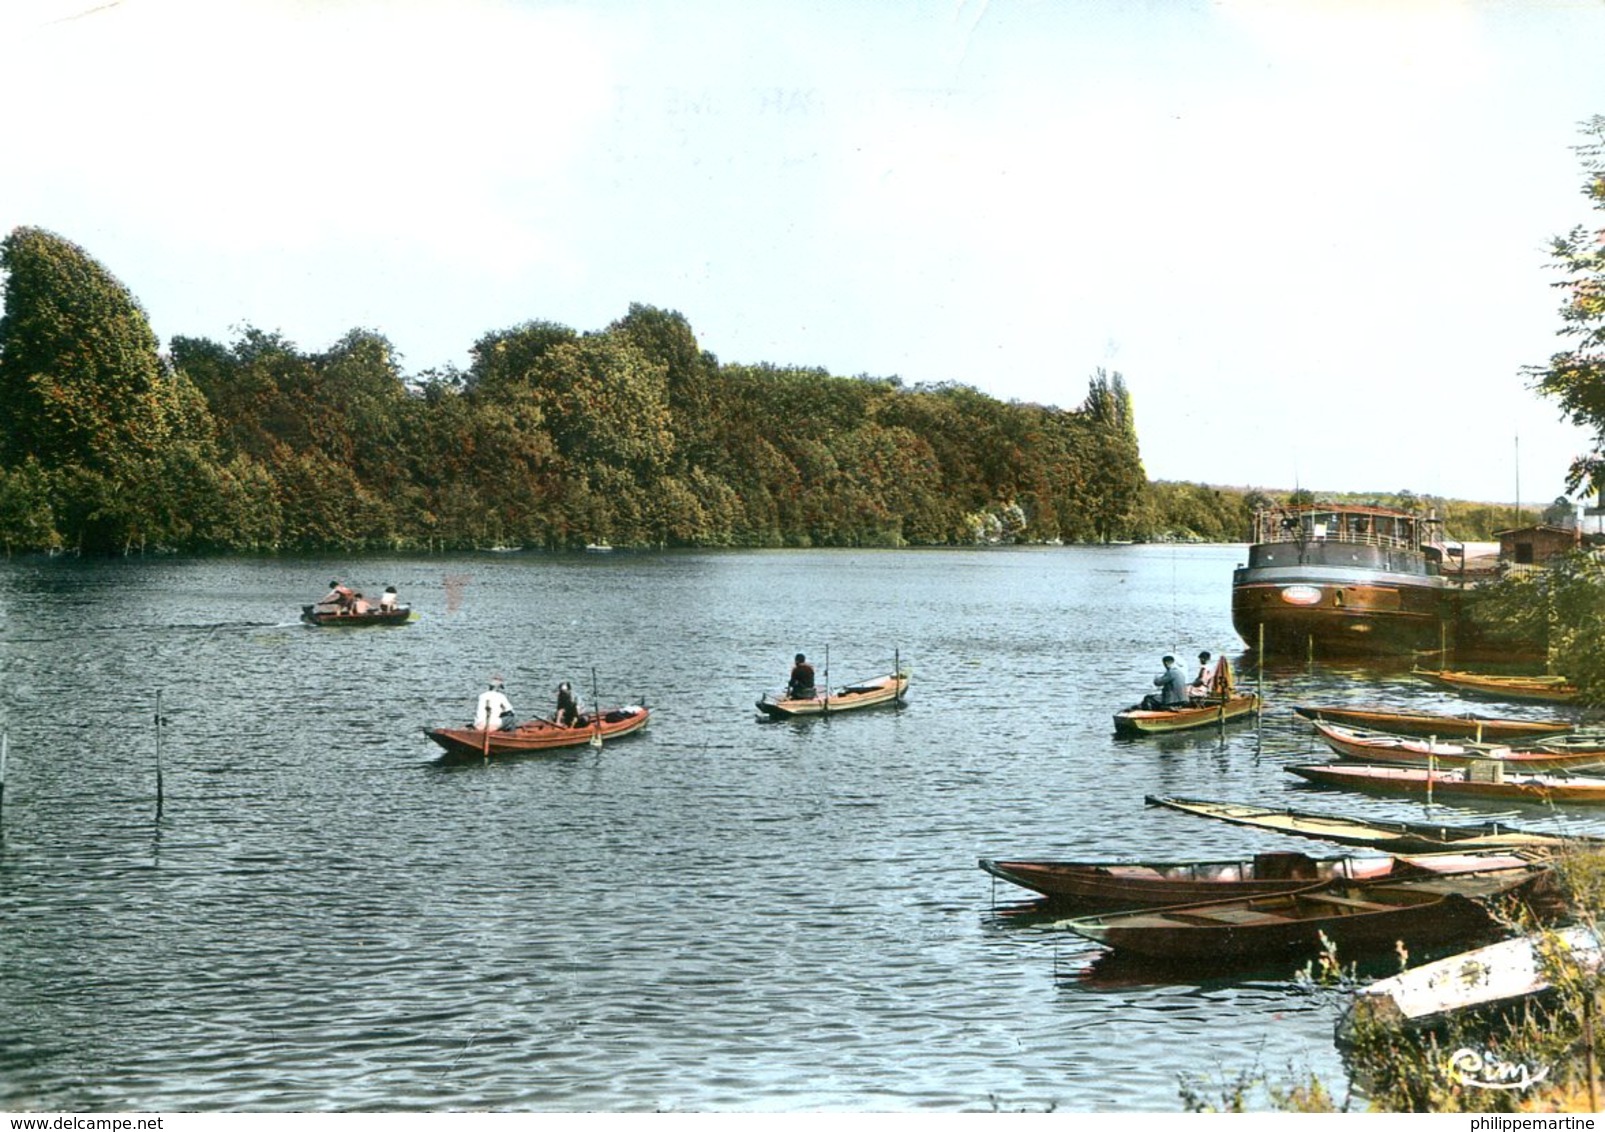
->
[0,227,1152,554]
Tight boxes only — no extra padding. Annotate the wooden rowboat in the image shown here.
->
[1293,705,1574,743]
[756,669,909,719]
[979,850,1534,912]
[1059,865,1550,964]
[426,706,650,761]
[301,603,413,626]
[1112,693,1260,736]
[1413,669,1580,704]
[1343,926,1601,1034]
[1308,720,1605,775]
[1144,795,1585,852]
[1288,761,1605,805]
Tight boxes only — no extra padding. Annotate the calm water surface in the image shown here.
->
[1,546,1599,1112]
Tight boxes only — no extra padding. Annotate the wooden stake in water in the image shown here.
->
[590,667,603,748]
[1,732,8,829]
[154,691,165,820]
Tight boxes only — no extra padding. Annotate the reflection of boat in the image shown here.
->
[1145,795,1586,852]
[979,850,1530,912]
[756,669,909,719]
[1309,720,1605,774]
[426,707,650,761]
[1293,705,1574,743]
[1061,865,1549,964]
[1289,762,1605,805]
[1232,502,1452,657]
[1344,926,1601,1035]
[1413,669,1580,704]
[301,603,413,626]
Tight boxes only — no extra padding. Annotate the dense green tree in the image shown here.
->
[1532,115,1605,496]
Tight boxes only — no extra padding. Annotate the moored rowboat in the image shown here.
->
[979,850,1534,912]
[1288,762,1605,805]
[1343,926,1602,1034]
[1293,705,1574,743]
[1060,865,1550,964]
[1144,795,1586,852]
[756,669,909,719]
[427,706,650,761]
[1413,669,1580,704]
[1308,720,1605,775]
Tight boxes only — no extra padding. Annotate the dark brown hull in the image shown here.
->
[302,603,413,626]
[1065,869,1542,963]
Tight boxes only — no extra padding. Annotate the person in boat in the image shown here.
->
[1188,651,1217,703]
[475,677,516,731]
[351,592,371,615]
[379,586,399,611]
[554,681,587,728]
[319,579,355,613]
[787,654,816,700]
[1139,655,1189,711]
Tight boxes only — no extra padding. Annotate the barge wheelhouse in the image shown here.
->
[1232,503,1453,658]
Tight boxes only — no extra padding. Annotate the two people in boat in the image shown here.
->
[1138,651,1229,711]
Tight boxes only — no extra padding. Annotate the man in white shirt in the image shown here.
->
[475,677,515,731]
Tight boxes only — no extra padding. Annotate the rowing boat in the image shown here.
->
[1144,795,1583,852]
[1343,926,1602,1035]
[979,850,1534,912]
[1288,762,1605,805]
[1112,693,1260,736]
[1308,720,1605,774]
[1060,865,1549,964]
[756,669,909,719]
[426,706,650,761]
[1413,669,1580,704]
[1293,705,1574,743]
[301,603,414,626]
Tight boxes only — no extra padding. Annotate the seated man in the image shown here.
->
[1138,655,1188,711]
[787,653,816,699]
[1188,651,1217,702]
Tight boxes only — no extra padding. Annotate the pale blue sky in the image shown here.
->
[4,0,1605,507]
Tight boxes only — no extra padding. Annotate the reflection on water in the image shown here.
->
[0,546,1598,1112]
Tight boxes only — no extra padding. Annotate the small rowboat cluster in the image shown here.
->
[987,665,1605,1039]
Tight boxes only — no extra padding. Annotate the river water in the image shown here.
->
[1,545,1599,1113]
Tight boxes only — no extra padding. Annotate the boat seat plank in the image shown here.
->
[1299,892,1393,912]
[1168,909,1291,926]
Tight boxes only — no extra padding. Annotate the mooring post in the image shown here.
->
[154,691,165,820]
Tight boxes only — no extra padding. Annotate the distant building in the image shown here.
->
[1495,524,1580,568]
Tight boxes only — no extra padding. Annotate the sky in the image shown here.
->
[3,0,1605,506]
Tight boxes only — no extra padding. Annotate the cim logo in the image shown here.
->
[1279,585,1323,606]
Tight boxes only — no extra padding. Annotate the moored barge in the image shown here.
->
[1232,503,1454,658]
